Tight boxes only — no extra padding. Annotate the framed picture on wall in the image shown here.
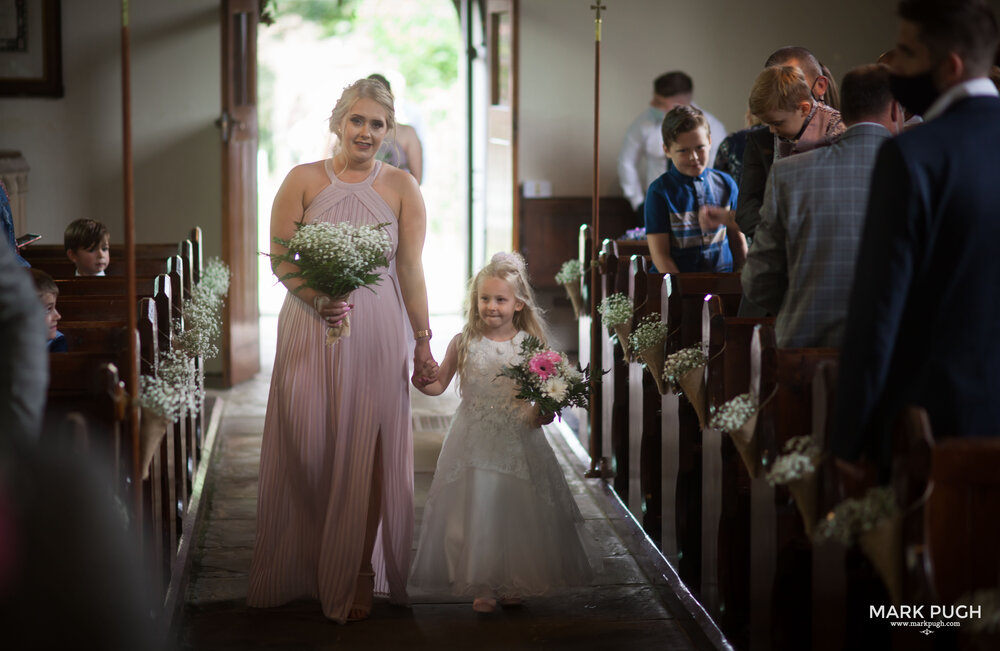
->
[0,0,63,98]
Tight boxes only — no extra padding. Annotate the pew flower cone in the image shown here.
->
[709,393,761,477]
[562,281,585,319]
[858,514,904,607]
[139,406,170,480]
[639,343,667,394]
[677,365,709,429]
[598,293,634,360]
[612,320,634,361]
[554,260,584,319]
[787,471,820,537]
[766,435,821,524]
[729,412,761,478]
[629,313,669,393]
[816,486,901,603]
[663,345,709,427]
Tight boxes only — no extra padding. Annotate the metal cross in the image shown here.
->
[591,1,607,21]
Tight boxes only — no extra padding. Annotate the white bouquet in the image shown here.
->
[270,220,391,345]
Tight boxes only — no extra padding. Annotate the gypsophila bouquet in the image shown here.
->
[268,220,391,345]
[598,293,632,327]
[628,313,668,354]
[200,257,232,297]
[497,334,591,419]
[139,348,203,422]
[555,259,583,285]
[555,259,585,319]
[815,486,898,546]
[766,435,821,485]
[662,345,707,390]
[709,393,758,432]
[174,257,230,359]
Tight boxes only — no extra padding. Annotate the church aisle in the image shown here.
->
[179,354,724,650]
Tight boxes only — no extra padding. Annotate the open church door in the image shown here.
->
[219,0,260,386]
[484,0,518,257]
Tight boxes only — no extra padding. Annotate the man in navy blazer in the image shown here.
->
[832,0,1000,477]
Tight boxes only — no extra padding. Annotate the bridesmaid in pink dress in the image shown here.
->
[247,78,437,623]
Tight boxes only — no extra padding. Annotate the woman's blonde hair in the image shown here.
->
[748,66,813,117]
[456,252,549,387]
[328,78,396,153]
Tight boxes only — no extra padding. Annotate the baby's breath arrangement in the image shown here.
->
[268,220,391,345]
[662,345,706,388]
[709,393,757,432]
[598,293,632,327]
[766,435,821,486]
[628,313,668,354]
[270,220,391,300]
[815,486,898,546]
[556,259,585,319]
[139,348,203,421]
[199,257,232,297]
[554,259,582,285]
[174,257,230,359]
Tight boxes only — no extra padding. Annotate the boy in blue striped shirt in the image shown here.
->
[644,105,746,274]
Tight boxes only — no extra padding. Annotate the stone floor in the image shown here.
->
[177,317,728,650]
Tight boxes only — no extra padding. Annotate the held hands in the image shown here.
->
[411,341,439,389]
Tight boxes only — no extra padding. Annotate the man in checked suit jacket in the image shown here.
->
[741,64,904,349]
[832,0,1000,478]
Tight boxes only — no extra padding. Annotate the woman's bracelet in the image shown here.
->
[415,329,432,341]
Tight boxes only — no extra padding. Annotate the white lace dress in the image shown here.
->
[409,332,599,598]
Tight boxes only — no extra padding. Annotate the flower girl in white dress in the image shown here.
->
[410,252,599,612]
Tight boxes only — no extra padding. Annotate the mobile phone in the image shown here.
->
[15,233,41,249]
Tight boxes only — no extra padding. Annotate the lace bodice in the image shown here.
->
[459,331,534,422]
[432,332,537,486]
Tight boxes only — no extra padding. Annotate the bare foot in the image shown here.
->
[472,597,497,613]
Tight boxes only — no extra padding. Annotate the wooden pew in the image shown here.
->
[625,254,665,542]
[660,272,742,592]
[597,239,631,500]
[925,436,1000,603]
[579,224,599,463]
[749,323,838,651]
[29,257,175,279]
[23,229,203,284]
[55,276,158,297]
[59,322,129,352]
[701,295,773,646]
[23,242,181,261]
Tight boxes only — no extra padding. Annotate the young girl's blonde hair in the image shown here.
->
[748,65,813,117]
[456,251,549,386]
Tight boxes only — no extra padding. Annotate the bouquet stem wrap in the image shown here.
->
[727,412,761,478]
[786,470,819,536]
[321,294,351,346]
[677,364,708,429]
[859,514,904,606]
[639,343,667,394]
[140,406,170,480]
[562,281,585,320]
[612,319,633,361]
